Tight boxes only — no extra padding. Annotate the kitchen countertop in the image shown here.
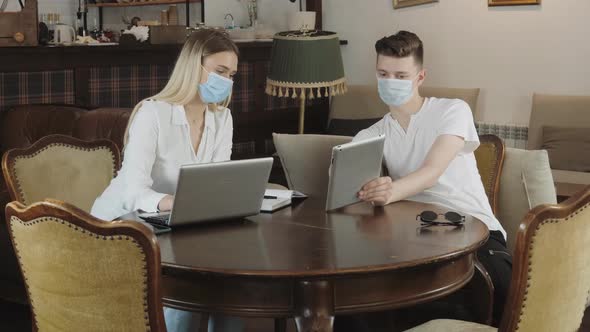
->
[0,40,347,72]
[1,38,346,50]
[0,42,272,72]
[1,41,273,52]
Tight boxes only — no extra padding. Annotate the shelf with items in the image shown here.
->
[90,0,203,31]
[88,0,200,8]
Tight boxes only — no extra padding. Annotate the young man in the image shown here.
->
[355,31,511,326]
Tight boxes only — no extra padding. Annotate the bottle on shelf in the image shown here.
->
[161,10,169,26]
[90,18,101,40]
[168,5,178,25]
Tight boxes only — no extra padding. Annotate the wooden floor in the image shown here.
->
[2,300,590,331]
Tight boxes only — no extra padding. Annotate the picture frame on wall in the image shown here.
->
[393,0,438,9]
[488,0,540,6]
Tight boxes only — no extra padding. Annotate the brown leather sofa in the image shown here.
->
[0,104,131,303]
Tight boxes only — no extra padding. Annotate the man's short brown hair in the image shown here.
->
[375,31,424,68]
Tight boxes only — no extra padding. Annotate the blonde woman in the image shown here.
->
[91,29,242,332]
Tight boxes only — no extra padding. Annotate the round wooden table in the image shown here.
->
[155,199,489,332]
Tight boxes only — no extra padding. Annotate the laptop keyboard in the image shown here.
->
[140,214,170,226]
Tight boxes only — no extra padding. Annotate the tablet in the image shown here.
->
[325,135,385,211]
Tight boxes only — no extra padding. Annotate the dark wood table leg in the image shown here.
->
[275,318,287,332]
[468,260,494,325]
[199,313,209,332]
[294,280,334,332]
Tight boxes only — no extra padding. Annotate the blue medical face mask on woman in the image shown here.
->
[198,68,234,104]
[377,75,416,107]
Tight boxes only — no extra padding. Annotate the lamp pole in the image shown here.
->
[299,97,306,134]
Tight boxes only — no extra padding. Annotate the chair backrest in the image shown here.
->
[528,93,590,150]
[329,85,480,122]
[497,148,557,253]
[4,199,166,331]
[474,135,505,215]
[419,86,480,116]
[273,134,353,198]
[499,186,590,332]
[2,134,120,213]
[329,84,388,121]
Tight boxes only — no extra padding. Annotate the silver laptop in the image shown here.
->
[141,157,273,226]
[325,135,385,211]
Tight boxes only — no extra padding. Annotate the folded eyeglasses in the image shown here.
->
[416,210,465,227]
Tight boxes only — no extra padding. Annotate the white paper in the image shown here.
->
[264,189,293,198]
[264,189,308,198]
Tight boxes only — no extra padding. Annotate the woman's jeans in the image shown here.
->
[164,307,243,332]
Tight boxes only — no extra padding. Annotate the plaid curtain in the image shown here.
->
[0,62,323,113]
[89,62,260,113]
[89,65,173,108]
[227,62,255,113]
[0,70,75,112]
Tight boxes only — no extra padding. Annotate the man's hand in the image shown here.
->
[358,135,466,206]
[358,177,394,206]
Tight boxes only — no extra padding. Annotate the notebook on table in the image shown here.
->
[261,189,292,212]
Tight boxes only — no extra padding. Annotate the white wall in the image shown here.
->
[323,0,590,125]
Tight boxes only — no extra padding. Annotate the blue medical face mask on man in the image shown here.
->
[198,68,234,104]
[377,75,416,107]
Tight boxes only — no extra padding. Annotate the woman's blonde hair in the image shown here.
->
[123,29,239,145]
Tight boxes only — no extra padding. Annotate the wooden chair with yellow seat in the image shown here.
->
[474,135,505,215]
[1,134,120,213]
[4,199,167,331]
[405,185,590,332]
[1,134,121,308]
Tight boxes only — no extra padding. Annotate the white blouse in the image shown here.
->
[91,100,233,221]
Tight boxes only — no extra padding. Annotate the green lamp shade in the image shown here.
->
[266,31,347,99]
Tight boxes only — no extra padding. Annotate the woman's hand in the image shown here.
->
[358,177,394,206]
[158,195,174,212]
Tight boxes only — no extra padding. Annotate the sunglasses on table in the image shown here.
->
[416,210,465,226]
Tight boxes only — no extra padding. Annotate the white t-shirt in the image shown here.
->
[91,100,233,221]
[354,97,506,239]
